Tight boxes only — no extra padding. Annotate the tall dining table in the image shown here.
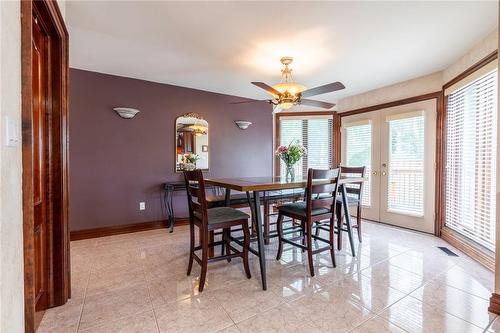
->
[205,176,365,290]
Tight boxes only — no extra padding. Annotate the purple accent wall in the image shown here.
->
[69,69,273,232]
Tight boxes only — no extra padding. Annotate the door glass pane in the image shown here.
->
[345,123,371,206]
[387,115,425,215]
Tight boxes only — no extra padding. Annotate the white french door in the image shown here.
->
[341,111,380,221]
[341,99,436,233]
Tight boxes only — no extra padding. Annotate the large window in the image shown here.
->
[278,114,333,179]
[444,65,498,251]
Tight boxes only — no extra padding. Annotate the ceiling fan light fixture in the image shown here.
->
[246,57,345,110]
[279,102,294,110]
[272,82,307,97]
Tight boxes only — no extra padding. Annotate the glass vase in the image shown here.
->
[285,164,295,181]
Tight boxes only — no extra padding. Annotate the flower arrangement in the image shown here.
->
[275,141,307,179]
[183,153,200,164]
[182,153,199,170]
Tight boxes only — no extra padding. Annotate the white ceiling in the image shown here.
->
[66,1,498,104]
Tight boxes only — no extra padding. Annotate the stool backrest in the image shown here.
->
[306,168,340,217]
[340,166,366,199]
[183,170,208,225]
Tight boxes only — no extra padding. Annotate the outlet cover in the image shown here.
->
[139,202,146,210]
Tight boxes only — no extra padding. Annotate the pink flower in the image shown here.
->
[277,146,288,153]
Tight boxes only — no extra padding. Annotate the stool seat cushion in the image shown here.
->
[277,201,331,217]
[336,196,360,205]
[195,207,249,224]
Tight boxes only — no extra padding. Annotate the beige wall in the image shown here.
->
[337,29,498,113]
[0,1,24,332]
[443,28,498,84]
[336,72,442,112]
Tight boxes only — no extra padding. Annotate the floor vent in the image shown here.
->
[437,246,459,257]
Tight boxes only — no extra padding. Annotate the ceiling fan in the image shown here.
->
[233,57,345,110]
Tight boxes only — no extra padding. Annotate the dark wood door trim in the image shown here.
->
[21,1,69,332]
[443,50,497,89]
[338,91,442,118]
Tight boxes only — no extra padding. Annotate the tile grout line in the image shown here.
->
[384,292,487,331]
[77,238,156,332]
[75,250,94,333]
[405,287,494,330]
[141,250,162,333]
[133,237,162,333]
[371,314,411,333]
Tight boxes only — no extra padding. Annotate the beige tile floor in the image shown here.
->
[38,219,497,333]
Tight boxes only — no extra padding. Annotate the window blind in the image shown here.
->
[279,116,333,179]
[344,122,372,206]
[445,68,498,251]
[387,115,425,216]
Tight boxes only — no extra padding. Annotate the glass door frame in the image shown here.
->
[340,99,438,234]
[378,100,437,234]
[341,112,381,222]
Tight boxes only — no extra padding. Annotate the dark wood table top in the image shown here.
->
[205,176,366,192]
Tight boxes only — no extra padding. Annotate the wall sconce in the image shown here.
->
[113,107,140,119]
[234,120,252,130]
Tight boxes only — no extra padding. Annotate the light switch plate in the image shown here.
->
[5,116,19,147]
[139,202,146,211]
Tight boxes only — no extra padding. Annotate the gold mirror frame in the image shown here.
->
[175,113,209,173]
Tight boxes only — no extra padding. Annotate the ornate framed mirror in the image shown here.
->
[175,113,209,172]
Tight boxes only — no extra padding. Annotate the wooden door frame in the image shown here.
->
[21,1,69,332]
[338,92,443,236]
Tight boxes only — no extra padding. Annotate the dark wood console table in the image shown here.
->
[163,181,186,233]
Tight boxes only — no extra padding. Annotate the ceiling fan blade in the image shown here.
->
[300,82,345,98]
[300,99,336,109]
[230,99,270,105]
[251,82,281,96]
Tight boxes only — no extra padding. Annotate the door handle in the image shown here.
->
[382,171,387,176]
[382,163,387,168]
[372,171,378,176]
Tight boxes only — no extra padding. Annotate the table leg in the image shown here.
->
[225,188,231,207]
[263,192,270,245]
[246,192,256,235]
[164,185,175,233]
[252,191,267,290]
[341,184,356,257]
[216,188,231,258]
[208,231,214,257]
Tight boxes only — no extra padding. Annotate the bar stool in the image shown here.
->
[275,168,340,276]
[335,166,365,250]
[184,170,252,292]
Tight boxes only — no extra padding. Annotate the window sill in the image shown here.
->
[440,226,494,271]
